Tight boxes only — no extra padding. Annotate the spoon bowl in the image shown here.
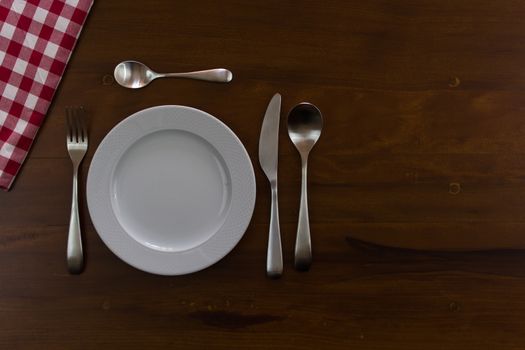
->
[287,103,323,155]
[114,61,157,89]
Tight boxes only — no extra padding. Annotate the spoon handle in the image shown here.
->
[295,158,312,271]
[163,69,233,83]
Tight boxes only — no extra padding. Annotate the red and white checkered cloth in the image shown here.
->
[0,0,93,190]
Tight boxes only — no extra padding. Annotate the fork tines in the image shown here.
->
[66,106,87,144]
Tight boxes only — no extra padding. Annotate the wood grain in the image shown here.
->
[2,0,525,348]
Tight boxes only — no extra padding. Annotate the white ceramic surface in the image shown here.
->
[86,105,256,275]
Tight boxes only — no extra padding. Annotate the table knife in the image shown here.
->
[258,93,283,278]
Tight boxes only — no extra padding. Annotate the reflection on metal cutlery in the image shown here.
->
[287,103,323,271]
[66,106,88,274]
[114,60,233,89]
[259,93,283,278]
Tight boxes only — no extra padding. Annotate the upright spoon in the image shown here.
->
[287,103,323,271]
[114,60,233,89]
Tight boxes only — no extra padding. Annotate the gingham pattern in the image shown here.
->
[0,0,93,190]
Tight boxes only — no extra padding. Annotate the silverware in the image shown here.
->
[259,93,283,278]
[66,107,88,274]
[113,60,233,89]
[287,103,323,271]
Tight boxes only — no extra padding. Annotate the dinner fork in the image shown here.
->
[66,107,88,274]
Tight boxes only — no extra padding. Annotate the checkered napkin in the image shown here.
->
[0,0,93,190]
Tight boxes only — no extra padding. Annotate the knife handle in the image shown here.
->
[267,184,283,278]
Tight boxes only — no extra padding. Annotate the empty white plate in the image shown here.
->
[87,105,256,275]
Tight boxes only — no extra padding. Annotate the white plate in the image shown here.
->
[87,105,256,275]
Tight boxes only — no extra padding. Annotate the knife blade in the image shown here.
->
[258,93,283,278]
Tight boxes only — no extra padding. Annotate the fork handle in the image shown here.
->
[67,166,83,274]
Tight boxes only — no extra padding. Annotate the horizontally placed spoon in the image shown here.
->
[287,103,323,271]
[114,60,233,89]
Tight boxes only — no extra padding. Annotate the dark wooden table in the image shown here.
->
[2,1,525,348]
